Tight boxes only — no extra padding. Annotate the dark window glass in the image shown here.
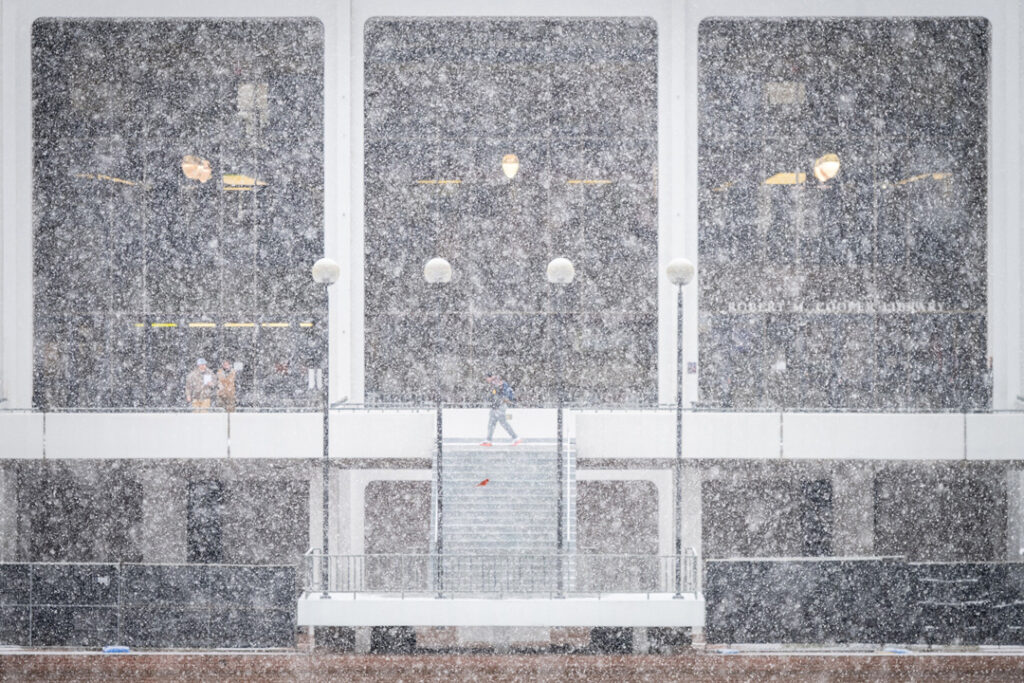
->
[698,18,990,410]
[32,19,324,409]
[364,18,658,405]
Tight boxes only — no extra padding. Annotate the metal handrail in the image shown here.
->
[301,550,701,598]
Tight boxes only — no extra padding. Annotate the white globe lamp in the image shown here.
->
[546,257,575,284]
[423,257,452,284]
[666,258,695,286]
[311,257,341,285]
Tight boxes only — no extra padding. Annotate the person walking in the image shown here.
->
[481,372,522,446]
[185,358,217,413]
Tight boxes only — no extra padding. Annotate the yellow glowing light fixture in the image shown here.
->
[813,153,841,183]
[181,155,212,183]
[502,154,520,179]
[222,174,268,187]
[765,172,806,185]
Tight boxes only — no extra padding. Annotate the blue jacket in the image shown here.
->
[487,381,516,408]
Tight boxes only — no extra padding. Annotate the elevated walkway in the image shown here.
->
[298,591,704,628]
[297,550,704,628]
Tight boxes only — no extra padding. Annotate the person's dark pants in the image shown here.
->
[487,406,517,441]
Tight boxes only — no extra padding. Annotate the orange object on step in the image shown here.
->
[476,478,489,487]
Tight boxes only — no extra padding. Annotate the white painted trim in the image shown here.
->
[298,592,705,627]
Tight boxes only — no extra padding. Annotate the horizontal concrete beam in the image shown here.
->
[965,413,1024,460]
[297,593,705,628]
[330,410,434,459]
[784,413,963,460]
[0,412,43,458]
[574,411,778,459]
[45,413,228,459]
[2,411,1022,461]
[230,412,321,458]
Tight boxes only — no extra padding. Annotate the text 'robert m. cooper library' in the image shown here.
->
[2,0,1024,653]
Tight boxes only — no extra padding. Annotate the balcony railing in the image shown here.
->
[301,550,701,598]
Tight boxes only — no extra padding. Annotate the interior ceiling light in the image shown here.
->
[813,153,841,183]
[502,154,519,179]
[74,172,137,186]
[222,173,268,191]
[896,172,952,186]
[181,155,212,183]
[764,172,806,185]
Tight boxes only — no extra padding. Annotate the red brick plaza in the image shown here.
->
[4,651,1024,682]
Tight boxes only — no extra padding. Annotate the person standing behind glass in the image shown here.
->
[217,359,239,412]
[185,358,216,413]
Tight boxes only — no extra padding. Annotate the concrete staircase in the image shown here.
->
[434,439,575,593]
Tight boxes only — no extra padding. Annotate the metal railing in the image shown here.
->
[302,549,700,598]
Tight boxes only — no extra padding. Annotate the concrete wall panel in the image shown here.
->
[0,412,43,458]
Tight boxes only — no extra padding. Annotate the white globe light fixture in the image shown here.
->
[666,258,696,286]
[546,255,575,597]
[310,255,340,599]
[423,257,452,284]
[546,257,575,284]
[666,255,696,599]
[311,257,341,285]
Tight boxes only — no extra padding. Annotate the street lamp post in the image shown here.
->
[666,257,695,598]
[311,257,340,599]
[546,257,575,598]
[423,257,452,597]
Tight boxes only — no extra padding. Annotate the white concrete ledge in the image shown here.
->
[3,410,1022,461]
[443,408,560,441]
[0,412,43,458]
[574,411,778,459]
[297,593,705,628]
[965,414,1024,460]
[45,413,228,459]
[784,413,964,460]
[331,410,434,459]
[230,412,321,458]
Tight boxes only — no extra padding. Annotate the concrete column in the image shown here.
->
[0,466,17,561]
[139,466,187,563]
[1006,467,1024,561]
[679,464,703,557]
[333,468,352,555]
[831,462,875,556]
[309,461,323,552]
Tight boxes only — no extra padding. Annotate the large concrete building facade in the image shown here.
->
[2,0,1024,643]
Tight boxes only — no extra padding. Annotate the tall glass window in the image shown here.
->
[364,18,658,405]
[698,18,989,410]
[33,19,324,409]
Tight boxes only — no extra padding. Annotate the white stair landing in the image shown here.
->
[297,593,705,628]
